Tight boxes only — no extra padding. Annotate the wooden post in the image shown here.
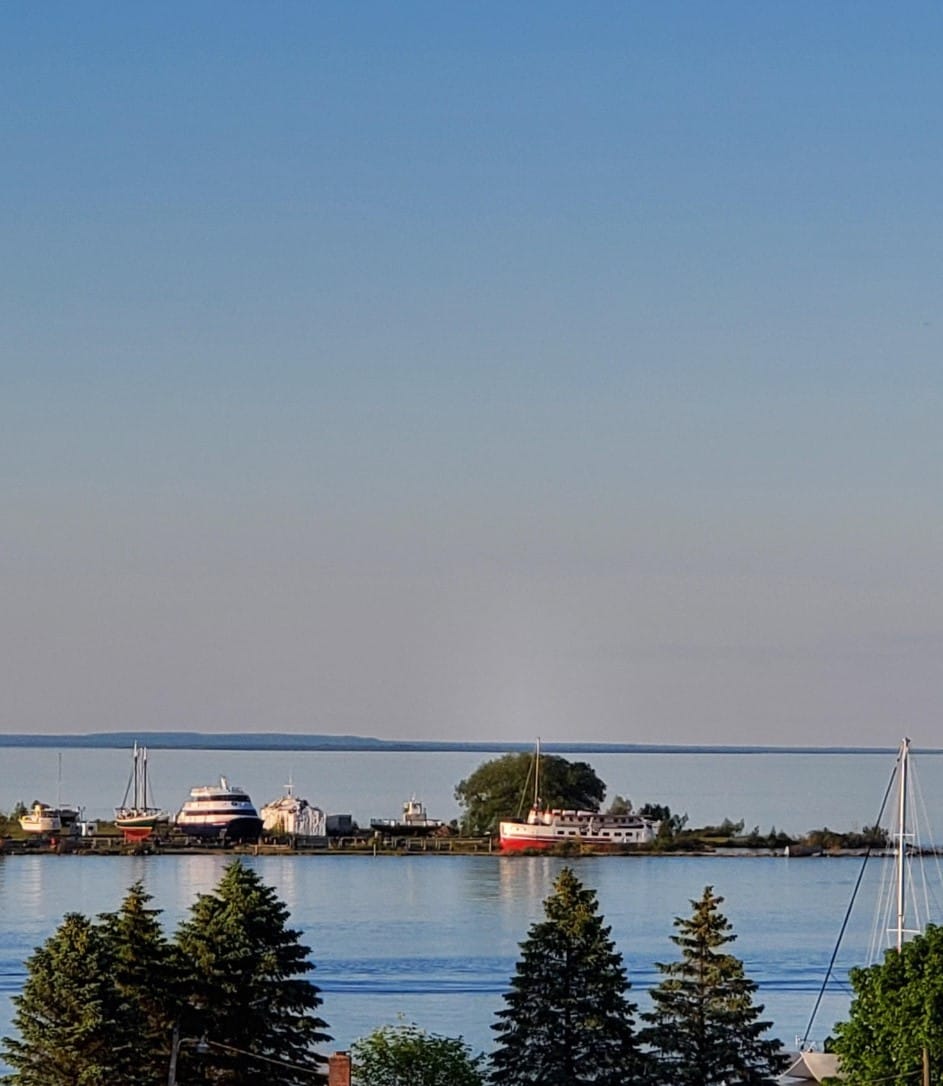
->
[923,1045,930,1086]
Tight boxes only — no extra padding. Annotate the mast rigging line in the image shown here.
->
[800,747,899,1048]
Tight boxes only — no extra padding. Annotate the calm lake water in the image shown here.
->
[1,746,942,1068]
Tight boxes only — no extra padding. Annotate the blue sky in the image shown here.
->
[2,3,941,744]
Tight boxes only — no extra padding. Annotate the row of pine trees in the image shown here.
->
[1,862,787,1085]
[491,869,786,1086]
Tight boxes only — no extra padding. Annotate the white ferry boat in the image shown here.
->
[498,740,660,852]
[499,805,660,851]
[175,777,263,842]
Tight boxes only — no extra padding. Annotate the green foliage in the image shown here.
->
[2,863,330,1086]
[174,860,331,1084]
[97,882,176,1084]
[455,753,606,835]
[830,923,943,1085]
[640,886,785,1086]
[2,913,120,1086]
[490,867,646,1086]
[352,1022,485,1086]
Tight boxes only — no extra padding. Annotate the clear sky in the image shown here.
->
[2,3,941,745]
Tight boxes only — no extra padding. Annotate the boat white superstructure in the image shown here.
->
[499,739,659,851]
[175,777,263,842]
[261,782,326,838]
[19,753,79,835]
[19,802,63,834]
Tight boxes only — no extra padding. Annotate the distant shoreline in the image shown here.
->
[0,732,930,755]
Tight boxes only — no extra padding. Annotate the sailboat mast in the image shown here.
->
[142,745,148,810]
[534,737,541,809]
[132,742,140,810]
[895,737,910,953]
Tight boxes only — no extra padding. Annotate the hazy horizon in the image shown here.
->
[4,4,941,746]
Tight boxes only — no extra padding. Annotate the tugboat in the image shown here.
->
[175,777,263,842]
[369,797,445,836]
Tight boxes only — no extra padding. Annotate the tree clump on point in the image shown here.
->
[455,753,606,835]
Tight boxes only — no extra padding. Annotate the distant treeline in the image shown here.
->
[0,732,917,754]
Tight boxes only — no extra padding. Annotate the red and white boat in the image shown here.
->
[115,742,170,840]
[498,741,660,852]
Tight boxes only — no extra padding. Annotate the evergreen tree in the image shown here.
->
[173,860,331,1084]
[640,885,785,1086]
[830,923,943,1085]
[490,866,646,1086]
[97,881,176,1085]
[1,913,119,1086]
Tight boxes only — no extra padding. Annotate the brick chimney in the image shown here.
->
[328,1051,351,1086]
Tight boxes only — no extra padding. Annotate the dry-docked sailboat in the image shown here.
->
[114,742,170,839]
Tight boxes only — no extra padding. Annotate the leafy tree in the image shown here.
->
[830,922,943,1084]
[1,913,120,1085]
[641,886,785,1086]
[173,860,331,1084]
[97,882,176,1085]
[455,753,606,835]
[352,1022,484,1086]
[490,867,646,1086]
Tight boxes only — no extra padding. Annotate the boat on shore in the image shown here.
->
[500,806,660,851]
[175,777,263,842]
[115,743,170,839]
[18,801,79,835]
[499,740,660,851]
[18,752,80,835]
[370,797,445,836]
[261,782,326,838]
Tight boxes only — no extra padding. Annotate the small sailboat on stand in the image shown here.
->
[115,742,170,841]
[18,753,79,836]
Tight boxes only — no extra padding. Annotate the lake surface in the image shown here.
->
[2,745,942,1070]
[0,849,916,1067]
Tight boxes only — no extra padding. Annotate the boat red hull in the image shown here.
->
[499,834,557,852]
